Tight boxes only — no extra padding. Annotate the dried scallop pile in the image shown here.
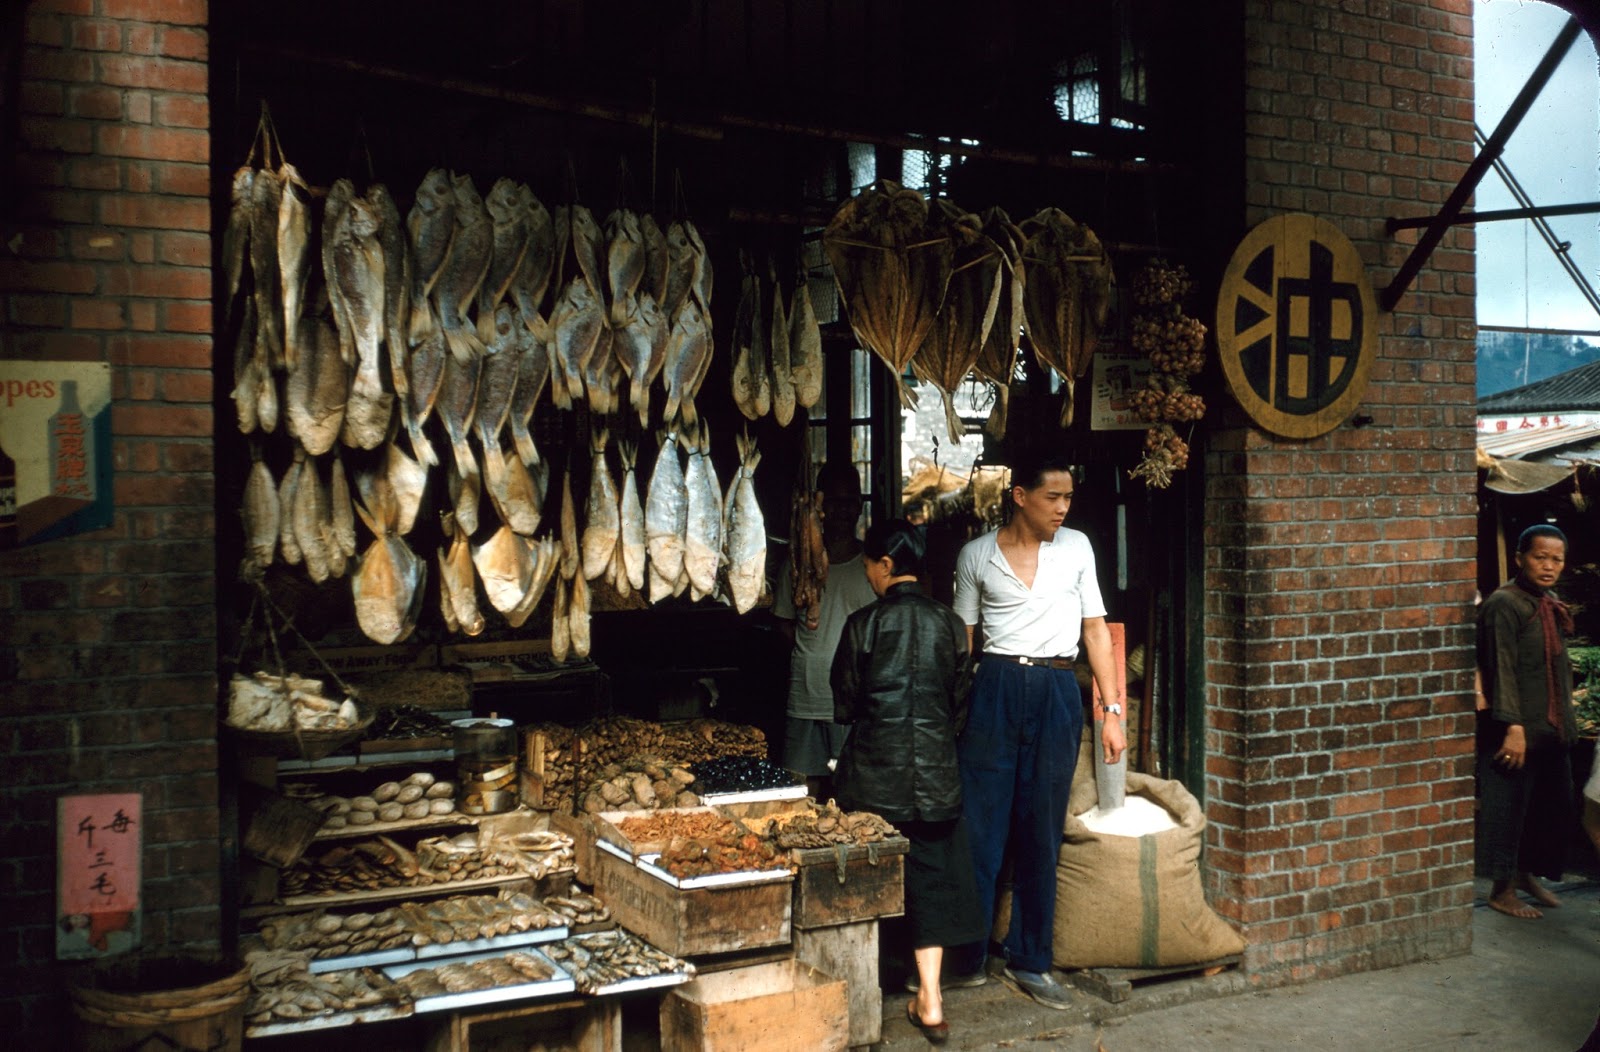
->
[284,770,457,829]
[754,800,899,850]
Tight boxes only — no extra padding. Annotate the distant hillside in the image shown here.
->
[1478,331,1600,398]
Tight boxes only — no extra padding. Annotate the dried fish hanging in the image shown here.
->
[907,199,1005,445]
[973,207,1027,440]
[1018,207,1114,427]
[822,180,956,407]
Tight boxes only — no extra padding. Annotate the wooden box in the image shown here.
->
[795,921,881,1049]
[425,997,619,1052]
[591,842,792,958]
[659,959,848,1052]
[790,840,906,929]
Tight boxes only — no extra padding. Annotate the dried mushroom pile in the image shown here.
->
[1127,260,1208,489]
[579,757,699,814]
[526,717,767,811]
[753,800,900,849]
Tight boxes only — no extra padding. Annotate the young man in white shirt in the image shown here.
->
[946,450,1125,1009]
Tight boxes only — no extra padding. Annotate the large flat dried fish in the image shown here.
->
[662,299,709,428]
[329,452,357,560]
[568,205,605,305]
[278,452,303,566]
[730,270,760,421]
[581,325,622,417]
[616,293,665,427]
[276,162,313,371]
[249,165,285,369]
[724,432,766,614]
[1019,208,1113,426]
[768,270,794,427]
[322,178,357,366]
[223,165,254,324]
[333,197,393,450]
[558,460,579,581]
[472,524,534,616]
[507,324,549,467]
[661,220,696,324]
[384,441,426,537]
[505,535,559,629]
[293,452,332,583]
[485,447,545,537]
[645,430,687,603]
[569,571,591,659]
[551,575,571,662]
[231,297,260,434]
[617,441,646,596]
[604,209,645,327]
[242,444,278,572]
[549,278,605,410]
[436,336,482,535]
[441,513,485,636]
[789,272,822,410]
[909,200,1003,444]
[367,183,412,411]
[354,532,425,645]
[684,219,713,323]
[436,174,492,364]
[581,430,620,582]
[638,214,669,306]
[407,169,456,344]
[474,305,522,455]
[479,179,532,344]
[509,188,556,344]
[405,322,446,468]
[682,426,722,600]
[286,315,349,457]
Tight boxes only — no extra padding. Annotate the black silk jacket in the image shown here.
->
[829,582,972,823]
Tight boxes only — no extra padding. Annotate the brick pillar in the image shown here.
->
[1202,0,1479,983]
[0,0,218,1036]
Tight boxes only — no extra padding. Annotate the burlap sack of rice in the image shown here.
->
[1052,772,1244,969]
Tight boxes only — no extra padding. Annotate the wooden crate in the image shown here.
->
[659,959,848,1052]
[790,841,906,929]
[424,997,619,1052]
[592,844,792,958]
[794,921,881,1049]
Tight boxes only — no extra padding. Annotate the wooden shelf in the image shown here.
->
[313,812,480,841]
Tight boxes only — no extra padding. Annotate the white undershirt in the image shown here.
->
[951,527,1106,659]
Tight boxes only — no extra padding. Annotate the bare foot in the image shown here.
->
[1517,875,1561,908]
[1487,891,1542,919]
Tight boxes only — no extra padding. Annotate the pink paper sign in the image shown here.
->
[57,793,141,958]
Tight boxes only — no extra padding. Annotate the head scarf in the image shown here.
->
[1513,576,1574,741]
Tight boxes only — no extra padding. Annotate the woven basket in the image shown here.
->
[71,957,248,1051]
[223,698,375,761]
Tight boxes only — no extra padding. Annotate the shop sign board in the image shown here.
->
[57,792,142,959]
[1214,214,1377,438]
[0,361,114,548]
[1089,351,1155,431]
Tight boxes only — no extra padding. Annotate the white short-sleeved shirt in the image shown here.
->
[772,554,878,720]
[951,527,1106,660]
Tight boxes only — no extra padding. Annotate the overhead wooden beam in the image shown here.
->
[1379,17,1581,312]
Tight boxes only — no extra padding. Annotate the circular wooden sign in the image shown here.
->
[1213,214,1377,438]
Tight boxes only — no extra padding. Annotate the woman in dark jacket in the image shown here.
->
[831,520,982,1044]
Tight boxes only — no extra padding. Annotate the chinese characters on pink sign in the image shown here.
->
[57,793,141,959]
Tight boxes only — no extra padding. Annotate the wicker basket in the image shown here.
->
[223,698,375,761]
[71,957,249,1052]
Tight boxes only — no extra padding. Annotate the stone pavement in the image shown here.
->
[876,878,1600,1051]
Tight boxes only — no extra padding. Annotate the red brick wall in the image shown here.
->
[0,0,217,1034]
[1203,0,1479,981]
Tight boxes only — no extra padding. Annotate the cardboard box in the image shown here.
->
[659,959,848,1052]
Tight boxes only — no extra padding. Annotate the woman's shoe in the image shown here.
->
[906,1001,950,1045]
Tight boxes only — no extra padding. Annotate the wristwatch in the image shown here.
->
[1103,703,1123,716]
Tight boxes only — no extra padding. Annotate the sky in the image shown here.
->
[1474,0,1600,334]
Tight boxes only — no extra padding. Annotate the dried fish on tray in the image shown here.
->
[541,929,695,994]
[541,890,612,929]
[243,947,408,1033]
[384,946,574,1013]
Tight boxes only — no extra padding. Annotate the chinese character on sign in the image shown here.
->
[57,793,140,959]
[51,410,89,499]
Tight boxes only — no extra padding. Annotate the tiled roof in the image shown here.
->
[1478,358,1600,413]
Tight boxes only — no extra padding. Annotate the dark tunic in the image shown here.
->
[1474,576,1576,881]
[830,581,983,948]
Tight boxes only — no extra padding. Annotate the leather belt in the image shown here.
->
[985,653,1075,670]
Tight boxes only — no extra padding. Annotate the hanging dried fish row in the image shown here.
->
[1018,207,1115,427]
